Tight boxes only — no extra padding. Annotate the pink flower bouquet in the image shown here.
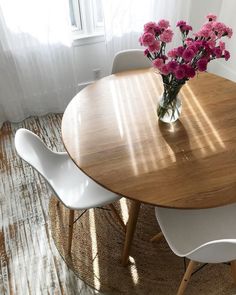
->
[139,14,233,123]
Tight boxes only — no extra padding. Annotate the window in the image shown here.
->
[69,0,104,36]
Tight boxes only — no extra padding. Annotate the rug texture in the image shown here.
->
[49,197,236,295]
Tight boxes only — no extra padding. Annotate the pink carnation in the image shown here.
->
[160,29,173,43]
[219,41,225,50]
[167,48,178,58]
[197,29,211,38]
[206,14,217,21]
[176,20,186,27]
[197,58,208,71]
[224,50,230,61]
[186,66,196,78]
[148,40,161,52]
[182,48,195,61]
[225,27,233,38]
[167,60,178,72]
[181,25,192,32]
[213,22,226,36]
[160,64,170,75]
[144,49,149,56]
[144,22,156,33]
[144,22,161,35]
[141,32,155,46]
[157,19,170,29]
[213,47,223,58]
[153,58,164,69]
[174,65,186,80]
[177,46,185,57]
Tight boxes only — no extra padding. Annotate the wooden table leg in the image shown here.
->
[121,200,141,266]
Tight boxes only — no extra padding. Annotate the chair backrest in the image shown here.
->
[111,49,151,74]
[14,128,59,179]
[155,203,236,263]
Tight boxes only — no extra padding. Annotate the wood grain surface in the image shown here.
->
[62,69,236,209]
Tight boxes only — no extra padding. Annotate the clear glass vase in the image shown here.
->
[157,83,184,123]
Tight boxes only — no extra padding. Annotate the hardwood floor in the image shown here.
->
[0,114,101,295]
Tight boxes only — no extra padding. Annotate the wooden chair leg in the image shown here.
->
[177,260,196,295]
[230,260,236,283]
[150,232,164,242]
[108,203,126,232]
[68,209,75,255]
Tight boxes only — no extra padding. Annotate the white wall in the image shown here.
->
[72,37,109,91]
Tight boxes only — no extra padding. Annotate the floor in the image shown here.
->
[0,114,101,295]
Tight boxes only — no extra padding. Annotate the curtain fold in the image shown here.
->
[0,0,77,128]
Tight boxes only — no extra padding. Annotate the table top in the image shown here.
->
[62,68,236,209]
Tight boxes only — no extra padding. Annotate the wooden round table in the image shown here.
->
[62,68,236,265]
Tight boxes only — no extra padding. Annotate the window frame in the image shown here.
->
[70,0,104,41]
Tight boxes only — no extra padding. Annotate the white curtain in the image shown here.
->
[102,0,192,72]
[0,0,77,128]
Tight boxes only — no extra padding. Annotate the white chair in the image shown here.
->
[111,49,151,74]
[15,128,125,253]
[153,204,236,295]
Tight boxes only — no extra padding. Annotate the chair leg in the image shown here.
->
[68,209,75,255]
[108,203,126,232]
[177,260,196,295]
[150,232,164,242]
[230,260,236,283]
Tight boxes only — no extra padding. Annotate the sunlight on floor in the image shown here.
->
[89,209,101,290]
[129,257,139,285]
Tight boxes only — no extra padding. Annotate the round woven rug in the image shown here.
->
[49,197,236,295]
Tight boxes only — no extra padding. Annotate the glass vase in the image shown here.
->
[157,83,184,123]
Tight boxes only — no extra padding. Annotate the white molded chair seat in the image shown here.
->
[154,204,236,294]
[111,49,151,74]
[15,128,125,253]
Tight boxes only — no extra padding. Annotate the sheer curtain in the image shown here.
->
[103,0,191,72]
[0,0,77,128]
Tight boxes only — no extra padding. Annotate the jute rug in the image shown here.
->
[49,197,236,295]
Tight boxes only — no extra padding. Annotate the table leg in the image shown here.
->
[121,200,141,266]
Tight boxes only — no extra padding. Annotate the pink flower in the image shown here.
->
[157,19,170,29]
[177,46,185,57]
[197,58,208,71]
[207,40,216,49]
[203,22,214,30]
[148,40,161,52]
[144,22,161,35]
[167,48,178,58]
[197,29,211,38]
[224,50,230,61]
[160,64,170,75]
[213,47,223,58]
[153,58,164,69]
[219,41,225,50]
[167,60,178,72]
[186,66,196,78]
[176,20,186,27]
[182,48,195,61]
[225,27,233,38]
[188,44,198,54]
[141,32,155,46]
[206,14,217,21]
[144,49,149,56]
[181,25,193,32]
[213,22,226,36]
[160,29,173,43]
[144,22,156,33]
[174,65,186,80]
